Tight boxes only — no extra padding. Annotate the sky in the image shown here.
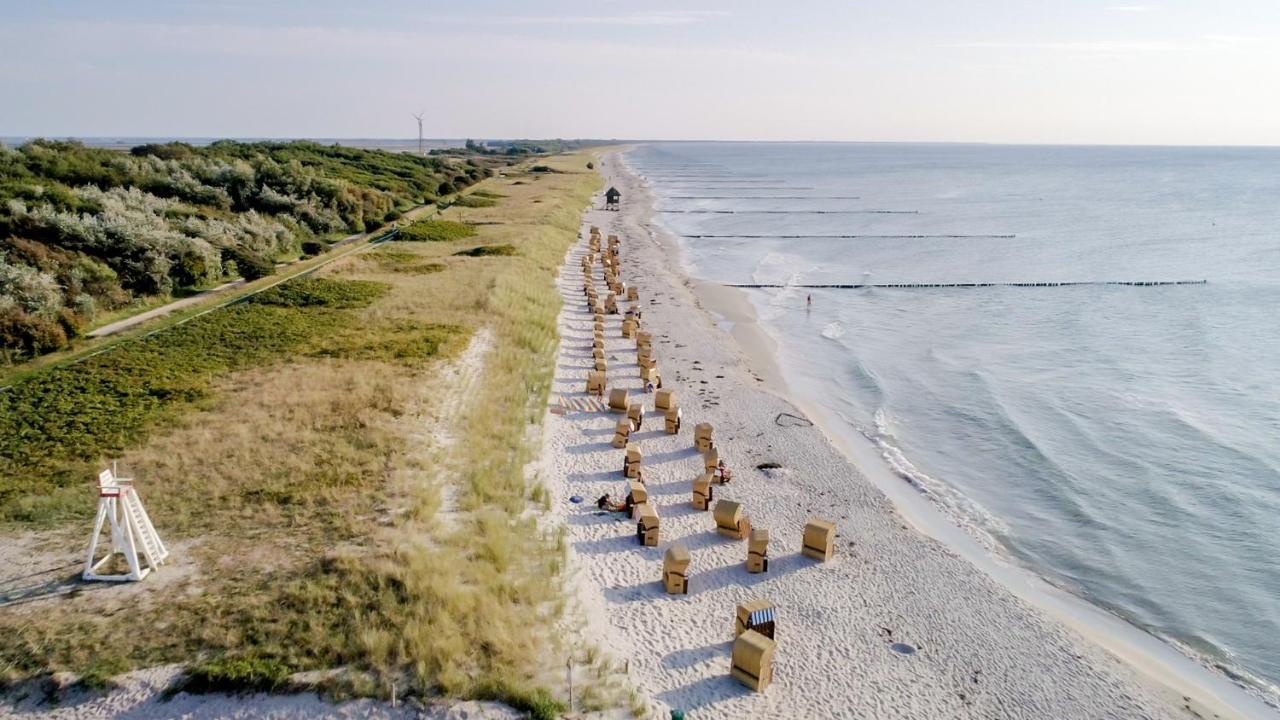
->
[2,1,1279,145]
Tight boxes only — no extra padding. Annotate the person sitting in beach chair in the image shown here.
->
[715,460,734,485]
[596,493,627,513]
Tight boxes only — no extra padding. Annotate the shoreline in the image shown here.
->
[542,150,1213,718]
[616,149,1277,718]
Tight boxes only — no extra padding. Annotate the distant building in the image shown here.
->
[605,186,621,210]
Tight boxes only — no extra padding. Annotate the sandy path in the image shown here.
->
[540,152,1187,719]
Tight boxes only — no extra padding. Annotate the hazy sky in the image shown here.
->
[3,1,1279,145]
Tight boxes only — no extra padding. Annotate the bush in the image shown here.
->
[383,209,402,223]
[437,181,456,196]
[180,656,291,694]
[313,322,466,363]
[477,680,565,720]
[530,165,552,173]
[249,277,388,309]
[300,240,325,257]
[454,245,516,257]
[225,247,275,281]
[398,220,477,243]
[0,306,68,358]
[586,161,594,169]
[453,194,496,208]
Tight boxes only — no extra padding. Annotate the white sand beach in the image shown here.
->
[540,152,1199,719]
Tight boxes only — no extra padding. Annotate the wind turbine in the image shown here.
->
[412,111,425,156]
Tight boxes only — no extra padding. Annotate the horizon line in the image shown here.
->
[4,136,1280,150]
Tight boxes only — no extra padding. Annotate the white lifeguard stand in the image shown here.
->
[83,465,169,582]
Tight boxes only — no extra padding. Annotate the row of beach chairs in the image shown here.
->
[582,223,838,693]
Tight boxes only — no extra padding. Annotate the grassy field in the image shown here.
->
[0,152,605,715]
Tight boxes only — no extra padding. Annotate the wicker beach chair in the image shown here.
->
[802,518,836,561]
[663,544,690,594]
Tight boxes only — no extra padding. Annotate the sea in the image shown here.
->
[625,141,1280,706]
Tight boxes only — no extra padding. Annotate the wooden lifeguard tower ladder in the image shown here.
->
[83,466,169,582]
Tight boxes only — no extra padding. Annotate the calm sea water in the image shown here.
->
[626,142,1280,702]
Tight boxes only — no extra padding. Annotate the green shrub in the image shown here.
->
[454,245,516,258]
[393,263,446,275]
[437,181,456,196]
[300,240,325,257]
[477,680,565,720]
[0,306,69,358]
[364,249,446,275]
[226,248,275,281]
[398,220,477,243]
[180,655,291,694]
[78,655,131,690]
[312,322,467,363]
[453,194,496,208]
[250,277,388,309]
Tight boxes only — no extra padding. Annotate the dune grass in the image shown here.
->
[454,244,517,257]
[0,278,388,525]
[397,219,478,243]
[0,151,604,711]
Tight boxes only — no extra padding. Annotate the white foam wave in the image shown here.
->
[852,408,1012,550]
[821,322,846,340]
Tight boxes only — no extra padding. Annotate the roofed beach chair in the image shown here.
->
[641,365,660,386]
[624,445,643,479]
[663,544,690,594]
[692,473,713,511]
[636,504,660,547]
[694,422,714,452]
[735,598,776,639]
[730,629,775,692]
[585,371,606,395]
[611,418,632,448]
[702,446,719,474]
[714,500,750,540]
[747,528,769,573]
[664,406,682,434]
[655,389,675,410]
[627,402,643,430]
[802,517,836,561]
[608,389,629,413]
[628,480,648,517]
